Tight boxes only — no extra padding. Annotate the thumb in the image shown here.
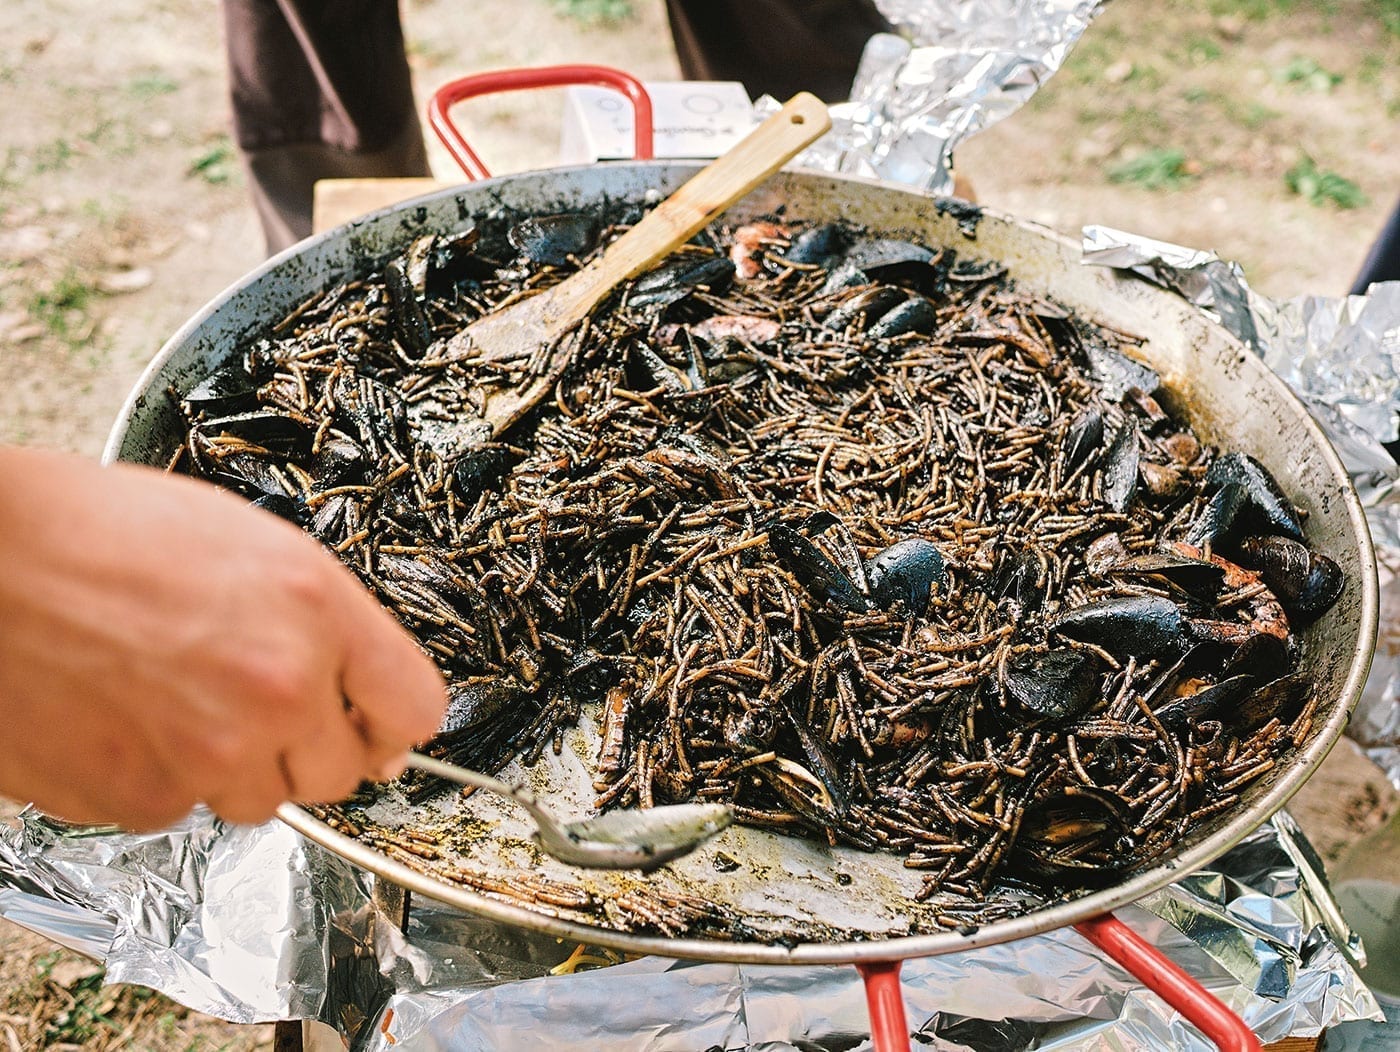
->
[334,570,447,771]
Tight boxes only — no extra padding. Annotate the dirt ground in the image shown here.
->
[1,0,1398,1047]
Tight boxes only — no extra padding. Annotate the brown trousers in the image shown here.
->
[223,0,885,255]
[221,0,430,254]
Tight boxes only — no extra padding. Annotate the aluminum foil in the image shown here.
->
[786,1,1102,194]
[1081,225,1400,791]
[0,808,1379,1049]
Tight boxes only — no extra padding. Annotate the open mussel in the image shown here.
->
[508,213,600,267]
[766,522,873,614]
[629,256,735,310]
[181,363,259,418]
[1235,535,1343,622]
[1060,405,1104,478]
[1000,648,1103,722]
[1198,452,1305,543]
[1014,787,1135,889]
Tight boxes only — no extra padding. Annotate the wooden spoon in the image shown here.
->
[416,92,831,453]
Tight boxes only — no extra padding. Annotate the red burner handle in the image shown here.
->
[1075,914,1262,1052]
[856,960,913,1052]
[427,65,655,181]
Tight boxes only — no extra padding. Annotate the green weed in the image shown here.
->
[32,138,74,173]
[1186,35,1224,63]
[548,0,634,24]
[1377,0,1400,36]
[1274,56,1342,91]
[129,72,179,98]
[189,140,236,184]
[1208,0,1297,19]
[28,269,98,342]
[1286,155,1367,208]
[1108,147,1197,190]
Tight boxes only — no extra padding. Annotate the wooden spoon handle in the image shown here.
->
[540,92,832,323]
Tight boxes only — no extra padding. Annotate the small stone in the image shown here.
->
[98,267,155,294]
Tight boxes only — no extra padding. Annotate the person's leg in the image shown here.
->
[664,0,893,104]
[221,0,430,254]
[1351,196,1400,294]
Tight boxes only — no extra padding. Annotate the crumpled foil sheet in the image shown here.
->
[787,1,1101,194]
[1082,225,1400,791]
[0,808,1379,1049]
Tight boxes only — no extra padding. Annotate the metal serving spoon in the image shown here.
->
[404,752,732,871]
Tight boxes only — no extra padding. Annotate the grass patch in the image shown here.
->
[1186,35,1224,63]
[129,72,179,98]
[28,268,98,342]
[1274,56,1343,91]
[1208,0,1293,18]
[1377,0,1400,36]
[1108,147,1197,190]
[32,138,74,173]
[548,0,634,24]
[188,139,236,184]
[1286,155,1367,208]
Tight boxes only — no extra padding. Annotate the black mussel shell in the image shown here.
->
[1222,631,1291,681]
[406,676,541,799]
[725,706,780,754]
[867,295,938,339]
[1100,419,1139,514]
[1109,550,1225,600]
[508,213,600,267]
[1154,674,1255,731]
[1185,481,1249,549]
[842,238,934,271]
[819,261,871,295]
[1204,452,1304,542]
[311,434,367,489]
[192,410,313,456]
[866,538,947,617]
[1049,595,1185,657]
[182,363,259,417]
[1083,344,1160,400]
[250,492,311,528]
[1235,535,1343,622]
[385,259,432,357]
[783,223,850,265]
[629,256,736,309]
[1001,648,1103,722]
[823,285,908,332]
[993,547,1050,611]
[840,238,946,294]
[1061,405,1104,477]
[1014,787,1134,888]
[1235,670,1313,731]
[767,522,874,614]
[453,446,513,502]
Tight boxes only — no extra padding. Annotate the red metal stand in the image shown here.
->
[856,960,913,1052]
[1075,915,1263,1052]
[428,64,655,181]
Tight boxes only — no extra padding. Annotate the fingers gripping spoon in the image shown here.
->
[413,92,832,454]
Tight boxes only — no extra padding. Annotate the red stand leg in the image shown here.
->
[856,960,913,1052]
[1075,914,1262,1052]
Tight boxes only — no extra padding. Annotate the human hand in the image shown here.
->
[0,447,446,830]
